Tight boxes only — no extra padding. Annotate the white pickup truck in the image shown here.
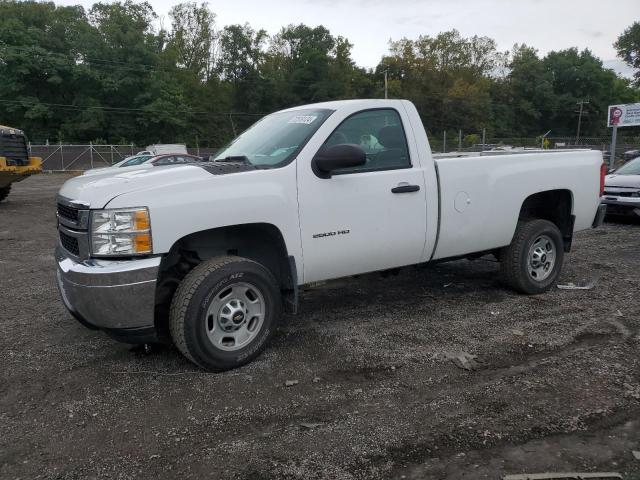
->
[55,99,607,371]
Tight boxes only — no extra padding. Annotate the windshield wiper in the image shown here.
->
[215,155,250,163]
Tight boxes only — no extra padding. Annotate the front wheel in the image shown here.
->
[0,184,11,202]
[500,219,564,294]
[169,256,282,371]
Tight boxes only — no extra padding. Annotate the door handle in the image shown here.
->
[391,184,420,194]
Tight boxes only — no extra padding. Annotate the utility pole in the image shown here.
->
[575,100,589,144]
[443,131,447,153]
[610,126,618,171]
[458,129,462,151]
[383,69,388,99]
[229,113,237,137]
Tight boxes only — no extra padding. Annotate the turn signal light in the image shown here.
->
[134,233,152,254]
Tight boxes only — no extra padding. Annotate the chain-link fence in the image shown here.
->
[433,132,639,165]
[31,134,640,172]
[30,144,221,171]
[31,144,135,171]
[435,135,635,153]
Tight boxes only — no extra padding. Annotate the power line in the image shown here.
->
[0,95,596,123]
[0,44,372,88]
[0,43,171,70]
[0,45,363,89]
[0,98,266,116]
[0,44,613,124]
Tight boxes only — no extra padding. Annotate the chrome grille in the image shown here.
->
[57,203,79,221]
[56,197,90,230]
[59,230,80,256]
[604,190,638,198]
[57,197,91,259]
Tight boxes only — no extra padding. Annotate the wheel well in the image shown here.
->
[518,189,574,251]
[154,223,294,340]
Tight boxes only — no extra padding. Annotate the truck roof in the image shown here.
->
[281,99,405,112]
[0,125,24,135]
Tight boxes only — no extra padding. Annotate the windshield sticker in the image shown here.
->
[288,115,317,125]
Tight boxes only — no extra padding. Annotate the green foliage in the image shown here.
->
[489,46,635,136]
[615,21,640,85]
[167,1,216,79]
[463,134,481,147]
[0,1,638,145]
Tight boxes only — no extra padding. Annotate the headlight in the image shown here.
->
[90,207,152,257]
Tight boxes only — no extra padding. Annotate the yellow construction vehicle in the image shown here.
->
[0,125,42,202]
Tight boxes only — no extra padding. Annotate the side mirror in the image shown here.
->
[312,144,366,178]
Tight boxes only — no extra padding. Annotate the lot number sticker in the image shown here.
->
[288,115,317,124]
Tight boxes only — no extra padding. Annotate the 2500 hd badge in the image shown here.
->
[312,229,350,239]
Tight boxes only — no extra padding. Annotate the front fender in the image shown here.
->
[107,163,303,283]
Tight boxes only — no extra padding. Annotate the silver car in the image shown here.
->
[602,156,640,218]
[623,149,640,162]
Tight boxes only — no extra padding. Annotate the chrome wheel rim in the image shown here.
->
[205,282,265,352]
[527,234,556,282]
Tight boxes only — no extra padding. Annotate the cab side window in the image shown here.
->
[322,109,410,174]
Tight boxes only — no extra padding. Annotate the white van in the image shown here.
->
[145,144,188,155]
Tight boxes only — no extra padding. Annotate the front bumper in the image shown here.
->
[601,197,640,217]
[55,246,161,340]
[0,156,42,188]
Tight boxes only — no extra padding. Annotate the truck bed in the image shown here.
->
[431,149,603,260]
[432,148,592,160]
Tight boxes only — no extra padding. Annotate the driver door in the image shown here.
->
[297,108,427,283]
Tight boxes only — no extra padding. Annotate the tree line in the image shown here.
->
[0,0,638,147]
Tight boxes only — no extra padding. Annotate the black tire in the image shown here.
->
[0,185,11,202]
[500,219,564,294]
[169,256,281,371]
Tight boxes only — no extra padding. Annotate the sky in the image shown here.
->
[59,0,639,76]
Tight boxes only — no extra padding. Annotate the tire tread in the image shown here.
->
[169,256,253,368]
[500,219,563,294]
[0,185,11,202]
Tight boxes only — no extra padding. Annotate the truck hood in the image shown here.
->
[83,163,152,177]
[605,174,640,188]
[59,164,211,208]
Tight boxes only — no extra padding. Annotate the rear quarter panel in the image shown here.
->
[432,150,602,260]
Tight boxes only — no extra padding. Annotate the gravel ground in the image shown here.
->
[1,174,639,480]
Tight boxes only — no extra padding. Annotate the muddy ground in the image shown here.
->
[1,174,639,480]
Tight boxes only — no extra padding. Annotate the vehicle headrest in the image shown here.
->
[327,131,348,147]
[378,126,404,148]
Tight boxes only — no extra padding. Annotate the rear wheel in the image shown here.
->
[0,185,11,202]
[500,219,564,294]
[169,256,281,371]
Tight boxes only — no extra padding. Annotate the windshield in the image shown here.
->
[615,157,640,175]
[120,155,153,167]
[213,108,333,167]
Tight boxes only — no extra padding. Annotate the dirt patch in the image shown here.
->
[1,174,639,480]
